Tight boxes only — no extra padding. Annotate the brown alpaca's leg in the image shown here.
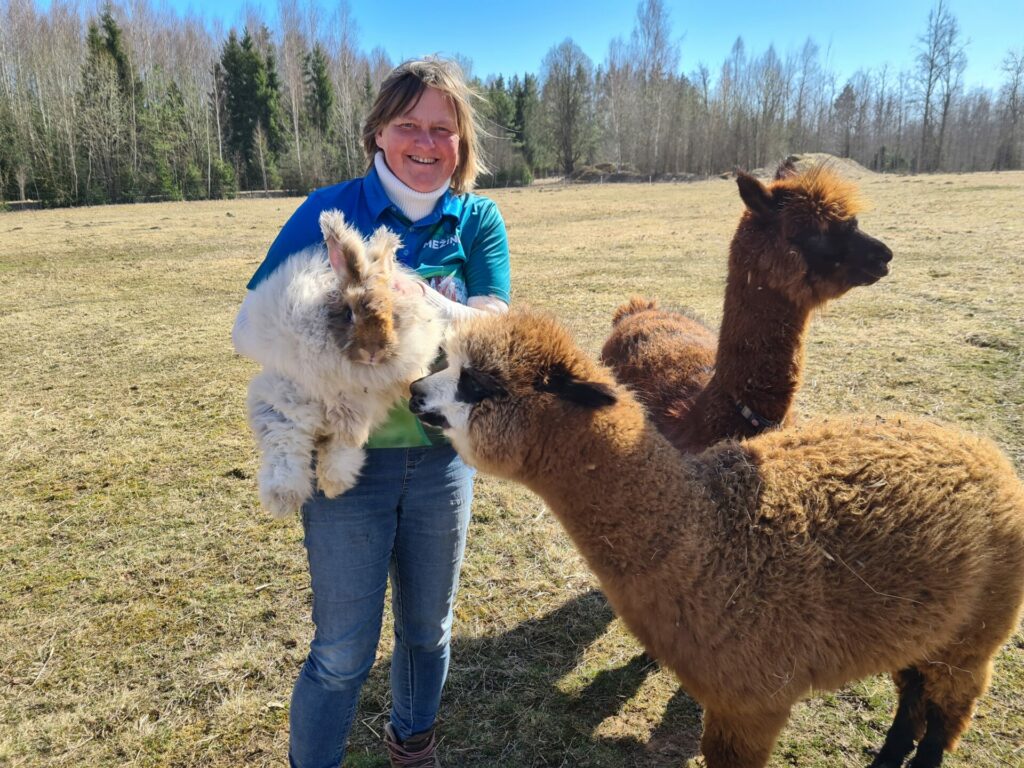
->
[869,668,926,768]
[908,567,1024,768]
[906,657,995,768]
[700,707,791,768]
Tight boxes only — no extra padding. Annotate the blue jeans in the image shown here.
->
[289,445,474,768]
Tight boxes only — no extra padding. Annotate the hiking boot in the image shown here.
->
[383,723,441,768]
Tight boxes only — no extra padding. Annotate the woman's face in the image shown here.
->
[376,86,461,193]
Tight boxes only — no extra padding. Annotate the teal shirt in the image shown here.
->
[246,168,512,448]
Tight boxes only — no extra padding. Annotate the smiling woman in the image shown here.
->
[230,56,512,768]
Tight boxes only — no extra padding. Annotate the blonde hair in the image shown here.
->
[362,57,488,194]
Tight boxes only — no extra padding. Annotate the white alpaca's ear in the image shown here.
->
[365,226,402,279]
[320,209,368,283]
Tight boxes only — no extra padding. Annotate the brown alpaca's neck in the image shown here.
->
[524,403,703,589]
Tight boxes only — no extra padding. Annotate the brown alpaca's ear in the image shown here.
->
[736,172,777,220]
[536,367,618,409]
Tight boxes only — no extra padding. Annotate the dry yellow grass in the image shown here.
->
[1,170,1022,767]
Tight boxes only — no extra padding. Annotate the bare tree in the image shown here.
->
[789,38,821,152]
[631,0,678,173]
[995,48,1024,169]
[598,36,634,170]
[2,0,1021,206]
[690,62,714,174]
[933,10,967,169]
[752,45,788,167]
[915,0,966,171]
[278,0,309,184]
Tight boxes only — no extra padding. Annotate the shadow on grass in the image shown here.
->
[345,589,702,767]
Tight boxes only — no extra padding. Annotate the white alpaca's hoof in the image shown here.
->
[260,485,307,519]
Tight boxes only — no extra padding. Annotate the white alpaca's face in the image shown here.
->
[408,348,484,463]
[409,314,620,480]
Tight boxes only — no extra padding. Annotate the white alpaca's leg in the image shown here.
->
[247,374,321,519]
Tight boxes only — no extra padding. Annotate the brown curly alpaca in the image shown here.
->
[600,161,892,453]
[410,309,1024,768]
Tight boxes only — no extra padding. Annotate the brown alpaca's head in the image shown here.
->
[320,211,400,365]
[732,162,892,307]
[409,309,618,477]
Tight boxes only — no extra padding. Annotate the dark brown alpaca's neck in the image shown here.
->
[667,270,810,453]
[715,276,810,417]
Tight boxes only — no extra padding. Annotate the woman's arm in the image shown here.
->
[425,286,508,320]
[462,199,511,306]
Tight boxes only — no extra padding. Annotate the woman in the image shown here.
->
[233,57,510,768]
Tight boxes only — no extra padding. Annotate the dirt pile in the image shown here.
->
[748,153,876,180]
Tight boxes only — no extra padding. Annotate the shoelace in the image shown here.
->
[386,731,437,768]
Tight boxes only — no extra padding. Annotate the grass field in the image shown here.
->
[1,168,1022,767]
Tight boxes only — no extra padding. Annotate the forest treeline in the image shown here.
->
[1,0,1022,207]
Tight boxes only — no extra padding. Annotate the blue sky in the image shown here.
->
[121,1,1024,89]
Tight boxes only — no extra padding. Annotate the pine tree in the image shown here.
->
[304,44,334,136]
[834,82,858,158]
[139,78,190,200]
[78,16,133,203]
[0,92,25,202]
[98,5,140,109]
[259,38,288,157]
[220,28,287,189]
[485,76,515,130]
[511,73,544,171]
[221,30,254,181]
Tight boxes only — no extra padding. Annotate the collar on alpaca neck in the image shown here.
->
[735,400,780,432]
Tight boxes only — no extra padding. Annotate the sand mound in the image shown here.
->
[749,153,875,180]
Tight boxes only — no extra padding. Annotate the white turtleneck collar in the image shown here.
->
[374,152,451,223]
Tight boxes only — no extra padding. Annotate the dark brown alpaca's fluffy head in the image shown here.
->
[409,310,619,476]
[733,162,893,306]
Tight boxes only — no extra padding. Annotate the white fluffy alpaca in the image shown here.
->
[235,210,443,518]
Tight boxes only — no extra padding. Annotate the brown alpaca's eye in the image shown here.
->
[340,306,354,324]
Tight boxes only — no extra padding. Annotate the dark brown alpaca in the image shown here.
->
[600,162,892,453]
